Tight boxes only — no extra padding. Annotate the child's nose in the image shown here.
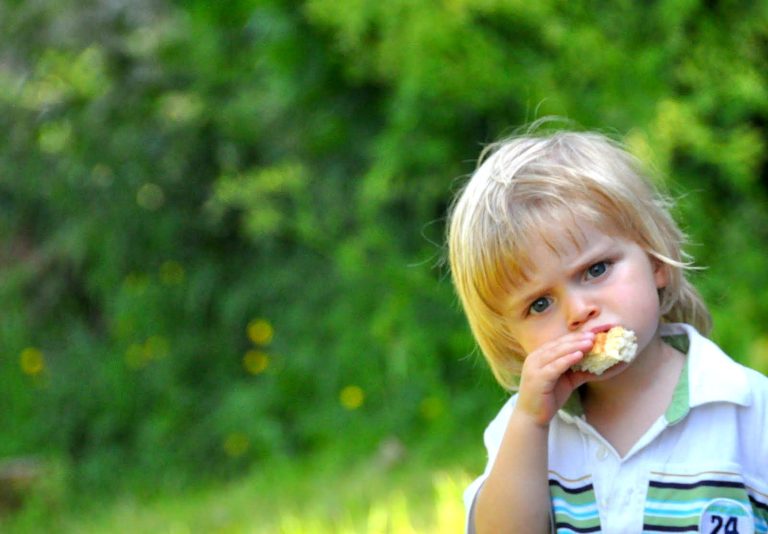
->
[567,294,599,330]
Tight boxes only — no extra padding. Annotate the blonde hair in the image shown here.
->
[447,128,711,390]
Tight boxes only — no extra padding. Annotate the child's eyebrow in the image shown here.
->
[562,244,618,279]
[506,239,618,312]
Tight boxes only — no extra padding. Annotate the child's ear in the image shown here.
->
[652,257,670,289]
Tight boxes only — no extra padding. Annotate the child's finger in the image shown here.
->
[539,350,585,380]
[528,334,594,368]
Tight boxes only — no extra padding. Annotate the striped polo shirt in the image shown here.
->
[464,323,768,533]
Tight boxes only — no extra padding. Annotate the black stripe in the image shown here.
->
[750,494,768,513]
[649,479,745,490]
[641,525,699,532]
[554,522,601,533]
[548,479,594,494]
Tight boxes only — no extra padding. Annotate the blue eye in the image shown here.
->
[586,261,608,280]
[529,297,551,315]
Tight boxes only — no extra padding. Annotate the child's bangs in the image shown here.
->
[478,192,634,311]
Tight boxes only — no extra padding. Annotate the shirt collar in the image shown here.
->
[558,323,752,424]
[663,322,752,424]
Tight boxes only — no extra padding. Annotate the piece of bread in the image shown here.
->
[572,326,638,375]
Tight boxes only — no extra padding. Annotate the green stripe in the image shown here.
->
[550,485,596,506]
[647,484,748,502]
[751,495,768,524]
[643,513,699,528]
[560,391,584,417]
[550,482,600,530]
[664,350,690,424]
[645,479,754,529]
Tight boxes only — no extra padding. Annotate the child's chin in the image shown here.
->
[585,361,631,381]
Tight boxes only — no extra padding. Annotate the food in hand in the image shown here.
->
[572,326,638,375]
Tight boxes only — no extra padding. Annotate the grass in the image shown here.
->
[2,448,478,534]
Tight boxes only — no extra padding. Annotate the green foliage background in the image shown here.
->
[1,0,767,497]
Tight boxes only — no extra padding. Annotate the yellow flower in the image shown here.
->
[125,337,169,369]
[125,343,149,369]
[420,396,444,420]
[145,336,169,359]
[247,319,274,345]
[123,273,148,295]
[159,261,185,285]
[136,182,165,210]
[223,432,250,458]
[20,348,45,376]
[340,385,365,410]
[243,350,269,375]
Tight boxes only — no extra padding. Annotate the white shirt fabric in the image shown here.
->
[464,323,768,533]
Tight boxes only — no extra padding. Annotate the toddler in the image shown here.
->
[447,127,768,533]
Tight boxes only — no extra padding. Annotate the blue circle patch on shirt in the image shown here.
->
[699,498,754,534]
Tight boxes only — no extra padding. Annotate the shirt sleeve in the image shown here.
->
[743,366,768,500]
[463,394,517,534]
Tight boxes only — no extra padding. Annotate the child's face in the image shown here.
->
[504,222,669,359]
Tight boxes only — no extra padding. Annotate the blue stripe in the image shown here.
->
[553,504,600,521]
[643,498,710,517]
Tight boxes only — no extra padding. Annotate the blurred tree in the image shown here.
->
[0,0,766,498]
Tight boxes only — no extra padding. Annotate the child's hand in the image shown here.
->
[516,332,595,427]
